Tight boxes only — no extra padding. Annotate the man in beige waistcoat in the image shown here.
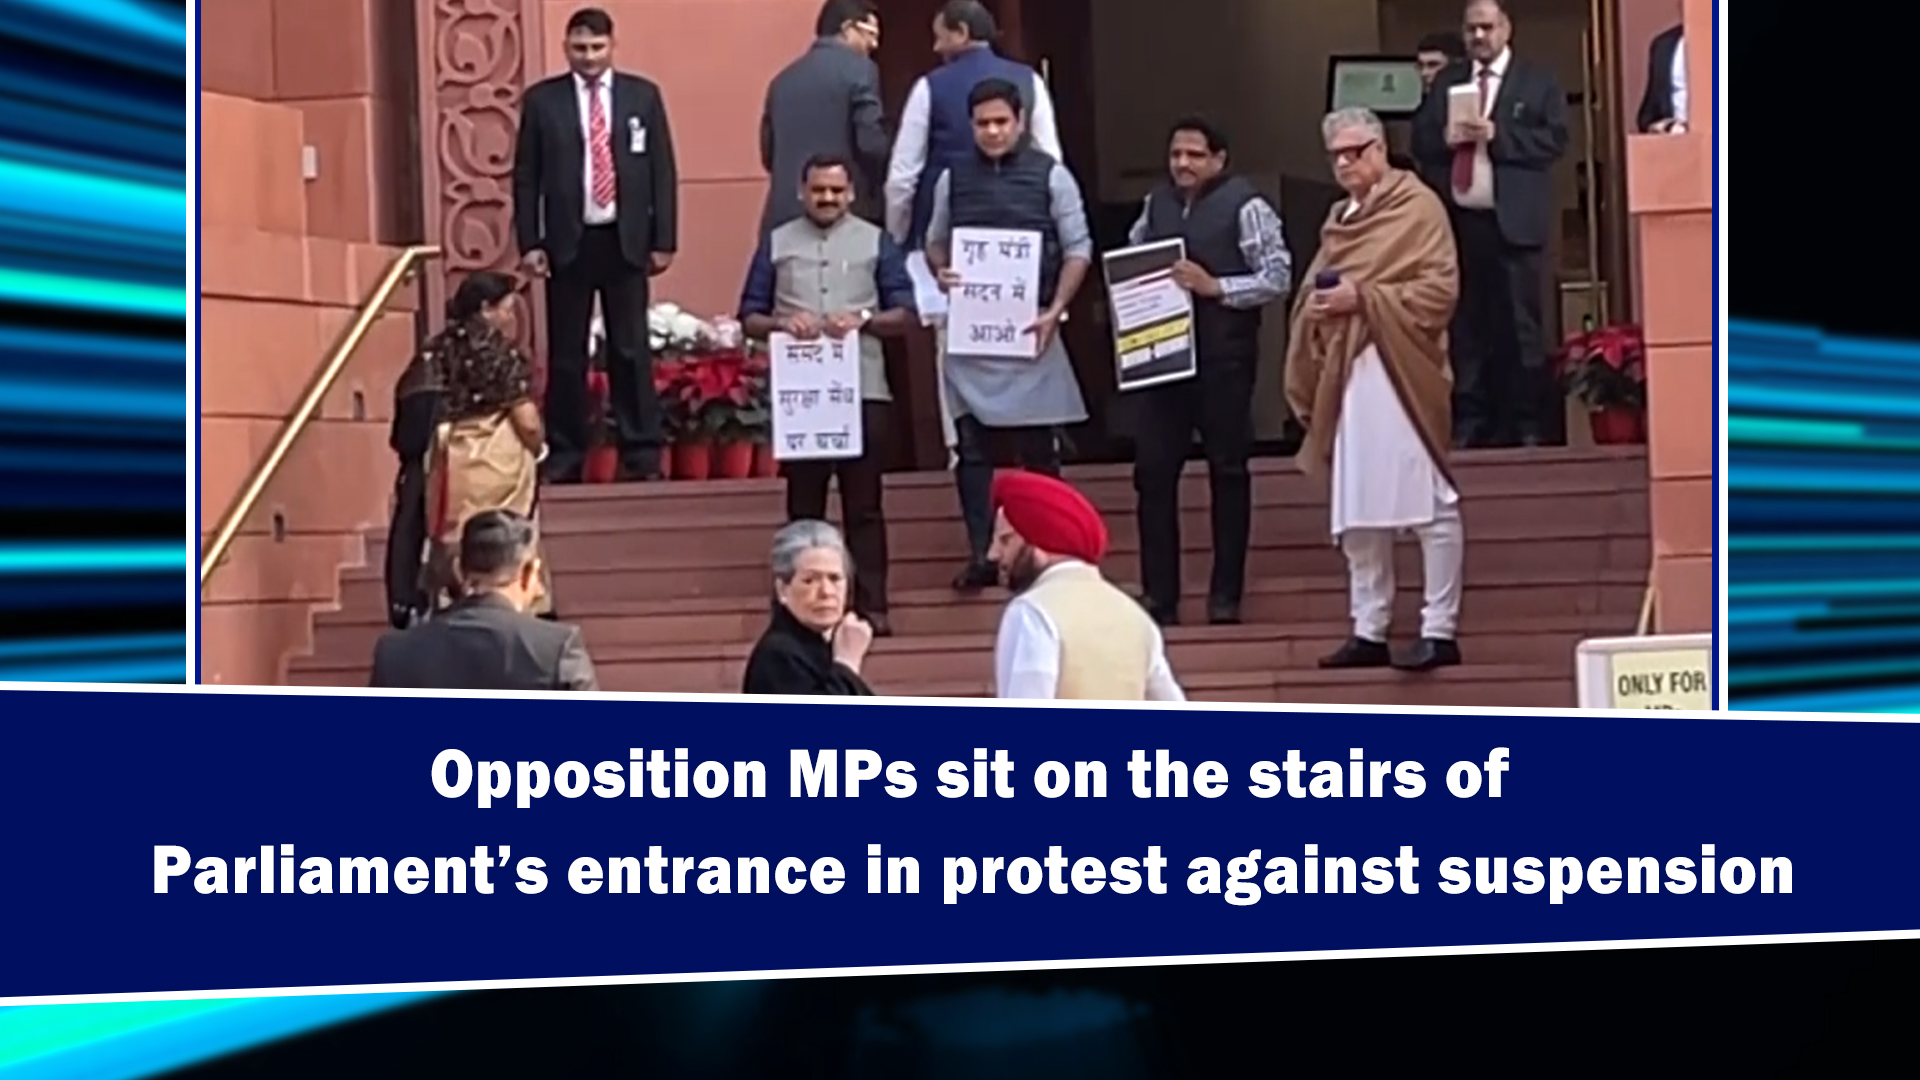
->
[987,470,1185,700]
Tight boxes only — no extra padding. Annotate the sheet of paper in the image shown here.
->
[1447,83,1481,124]
[769,331,863,461]
[946,227,1042,359]
[905,251,947,326]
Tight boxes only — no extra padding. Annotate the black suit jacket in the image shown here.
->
[513,71,678,269]
[1411,54,1569,249]
[1636,25,1684,133]
[369,594,600,691]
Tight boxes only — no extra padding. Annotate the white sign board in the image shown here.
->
[770,330,863,461]
[1575,633,1714,711]
[947,226,1042,358]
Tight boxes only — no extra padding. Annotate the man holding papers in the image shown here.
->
[1410,0,1567,449]
[988,469,1184,701]
[926,78,1093,592]
[739,153,918,634]
[1124,117,1293,627]
[1285,108,1465,673]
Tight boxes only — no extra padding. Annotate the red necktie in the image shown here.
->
[588,79,615,209]
[1450,68,1491,195]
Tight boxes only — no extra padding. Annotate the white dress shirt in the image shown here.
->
[1669,35,1687,125]
[575,71,616,225]
[1453,46,1509,211]
[884,67,1064,244]
[992,561,1186,701]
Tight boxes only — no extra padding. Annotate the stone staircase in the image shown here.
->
[288,447,1650,705]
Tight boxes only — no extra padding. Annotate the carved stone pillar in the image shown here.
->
[415,0,548,374]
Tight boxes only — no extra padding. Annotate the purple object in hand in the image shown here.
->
[1315,270,1342,290]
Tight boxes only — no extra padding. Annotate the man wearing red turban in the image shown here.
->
[987,470,1186,700]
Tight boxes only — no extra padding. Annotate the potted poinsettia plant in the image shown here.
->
[678,347,768,480]
[1557,323,1648,445]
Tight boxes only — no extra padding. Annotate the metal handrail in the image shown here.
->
[199,244,443,588]
[1635,571,1657,636]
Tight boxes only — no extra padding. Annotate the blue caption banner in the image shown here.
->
[3,692,1914,999]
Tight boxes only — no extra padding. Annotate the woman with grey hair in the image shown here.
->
[741,520,877,695]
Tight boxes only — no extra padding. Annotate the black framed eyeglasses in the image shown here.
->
[1328,139,1377,164]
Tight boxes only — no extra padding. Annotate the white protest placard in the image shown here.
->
[770,330,863,461]
[1574,633,1713,711]
[947,226,1041,358]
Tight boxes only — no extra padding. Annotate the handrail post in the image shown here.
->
[199,245,443,589]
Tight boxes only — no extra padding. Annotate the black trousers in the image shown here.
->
[1132,356,1256,611]
[1449,209,1554,448]
[955,415,1059,564]
[785,402,891,615]
[543,225,663,480]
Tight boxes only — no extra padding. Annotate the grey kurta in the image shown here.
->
[927,163,1091,428]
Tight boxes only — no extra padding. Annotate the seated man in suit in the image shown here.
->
[369,510,600,691]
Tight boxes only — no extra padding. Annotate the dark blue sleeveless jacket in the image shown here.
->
[947,141,1062,307]
[909,45,1036,249]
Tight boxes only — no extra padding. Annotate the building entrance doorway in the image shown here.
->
[872,0,1637,469]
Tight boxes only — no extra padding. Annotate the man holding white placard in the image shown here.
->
[739,154,918,633]
[925,78,1093,592]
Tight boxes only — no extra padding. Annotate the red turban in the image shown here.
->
[991,469,1108,564]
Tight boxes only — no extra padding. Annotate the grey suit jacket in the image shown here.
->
[369,595,600,692]
[759,37,889,234]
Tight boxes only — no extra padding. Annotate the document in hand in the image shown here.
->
[1103,238,1198,392]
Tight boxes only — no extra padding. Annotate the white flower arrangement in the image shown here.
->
[649,302,713,353]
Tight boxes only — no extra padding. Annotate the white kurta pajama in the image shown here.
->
[1329,344,1465,643]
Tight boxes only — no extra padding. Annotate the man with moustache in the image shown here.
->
[1410,0,1566,449]
[1124,117,1292,628]
[512,7,679,483]
[738,154,918,635]
[987,470,1185,701]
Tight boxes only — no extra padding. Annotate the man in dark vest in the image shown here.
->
[883,0,1062,251]
[926,78,1092,591]
[1125,118,1293,627]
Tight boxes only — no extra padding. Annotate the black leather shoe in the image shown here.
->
[1207,598,1242,625]
[952,561,998,592]
[1393,637,1462,672]
[1137,594,1180,627]
[867,612,893,638]
[1318,637,1392,669]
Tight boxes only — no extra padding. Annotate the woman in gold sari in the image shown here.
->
[401,271,552,616]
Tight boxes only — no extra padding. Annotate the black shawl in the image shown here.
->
[741,604,875,696]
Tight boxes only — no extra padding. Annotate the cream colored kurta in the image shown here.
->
[1329,343,1459,539]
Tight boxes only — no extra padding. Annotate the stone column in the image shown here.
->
[1623,0,1713,632]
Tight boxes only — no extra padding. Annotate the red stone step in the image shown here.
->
[895,665,1576,708]
[519,494,1646,572]
[311,564,1643,662]
[295,614,1593,689]
[288,654,1574,709]
[531,455,1646,526]
[336,532,1645,610]
[299,610,1598,674]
